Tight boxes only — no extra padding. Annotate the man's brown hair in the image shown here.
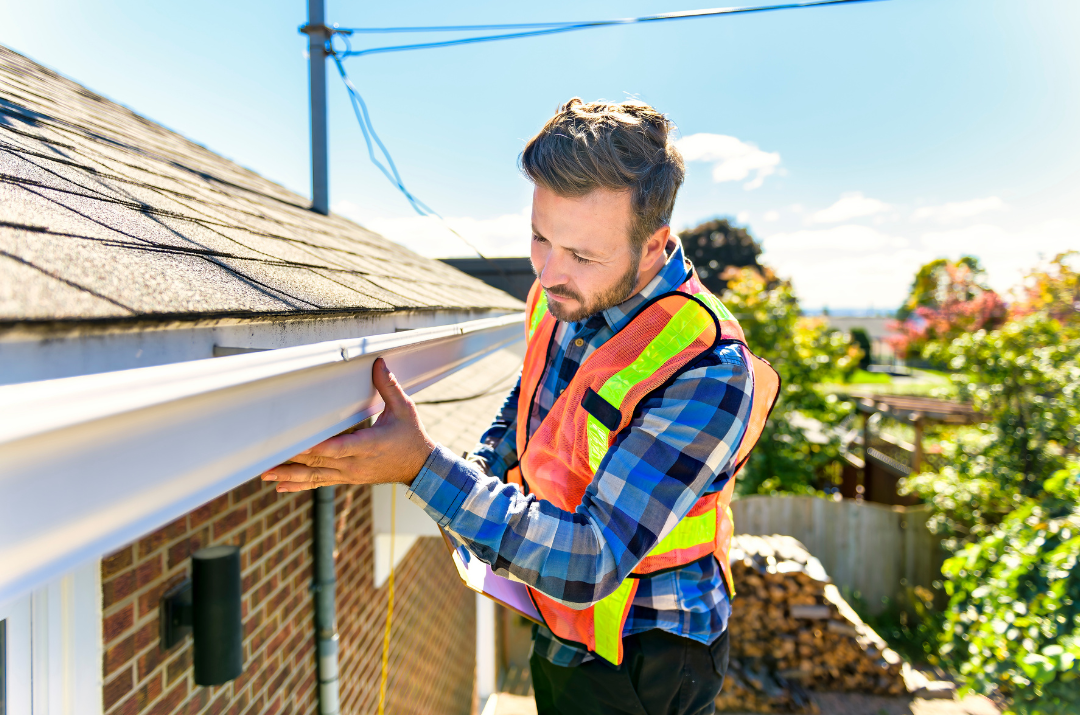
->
[520,98,685,253]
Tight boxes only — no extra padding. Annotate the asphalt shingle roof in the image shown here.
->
[0,45,524,324]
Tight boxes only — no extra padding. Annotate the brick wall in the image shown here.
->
[334,485,476,715]
[101,479,477,715]
[101,480,318,715]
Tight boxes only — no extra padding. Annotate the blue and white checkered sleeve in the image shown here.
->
[406,344,752,606]
[470,377,520,481]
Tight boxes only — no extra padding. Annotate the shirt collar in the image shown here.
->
[597,235,690,333]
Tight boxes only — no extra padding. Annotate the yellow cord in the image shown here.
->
[377,486,396,715]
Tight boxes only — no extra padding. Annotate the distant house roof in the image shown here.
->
[439,257,535,302]
[0,45,522,325]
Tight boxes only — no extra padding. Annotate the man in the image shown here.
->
[263,98,778,715]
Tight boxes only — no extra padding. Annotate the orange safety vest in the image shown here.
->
[506,271,780,665]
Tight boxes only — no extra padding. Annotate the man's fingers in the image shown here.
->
[372,357,413,417]
[262,463,341,484]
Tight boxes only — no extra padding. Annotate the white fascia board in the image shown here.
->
[0,312,524,605]
[0,308,507,386]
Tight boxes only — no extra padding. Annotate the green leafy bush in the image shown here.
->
[940,462,1080,714]
[903,314,1080,545]
[720,267,861,495]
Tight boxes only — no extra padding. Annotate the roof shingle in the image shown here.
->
[0,45,524,324]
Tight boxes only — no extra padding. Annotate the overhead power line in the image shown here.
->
[322,0,884,260]
[332,0,883,58]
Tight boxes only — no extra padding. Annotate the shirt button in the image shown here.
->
[574,338,585,347]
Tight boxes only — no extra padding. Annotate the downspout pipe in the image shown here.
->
[314,486,340,715]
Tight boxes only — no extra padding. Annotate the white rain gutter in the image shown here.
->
[0,312,524,605]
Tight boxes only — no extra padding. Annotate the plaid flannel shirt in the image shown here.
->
[407,238,753,666]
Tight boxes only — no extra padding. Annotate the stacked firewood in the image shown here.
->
[716,535,906,712]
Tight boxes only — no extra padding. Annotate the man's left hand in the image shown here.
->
[260,357,435,492]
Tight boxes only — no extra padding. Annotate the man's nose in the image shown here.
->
[539,251,571,289]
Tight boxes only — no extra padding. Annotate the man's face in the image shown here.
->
[530,186,641,323]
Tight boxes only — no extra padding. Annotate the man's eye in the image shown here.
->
[532,234,547,244]
[572,254,592,265]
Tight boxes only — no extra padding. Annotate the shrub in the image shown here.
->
[940,462,1080,714]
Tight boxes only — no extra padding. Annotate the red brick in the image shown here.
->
[190,494,230,529]
[241,564,262,593]
[137,643,167,681]
[243,609,265,639]
[104,570,138,608]
[138,517,188,559]
[104,667,135,711]
[265,583,292,614]
[104,604,135,642]
[231,652,264,693]
[239,694,265,715]
[250,574,279,609]
[205,692,232,715]
[165,645,193,685]
[266,662,289,697]
[136,555,163,589]
[104,635,135,677]
[246,533,278,564]
[231,478,263,504]
[264,504,290,531]
[103,546,135,579]
[247,618,277,655]
[265,623,291,655]
[264,694,283,715]
[146,680,187,715]
[213,506,249,540]
[183,687,210,715]
[134,617,159,653]
[224,692,250,715]
[250,490,280,517]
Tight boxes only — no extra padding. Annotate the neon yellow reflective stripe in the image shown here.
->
[528,290,549,340]
[693,291,734,322]
[593,578,636,664]
[586,301,712,471]
[648,509,717,557]
[585,414,609,475]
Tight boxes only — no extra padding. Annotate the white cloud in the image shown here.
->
[675,133,781,190]
[763,211,780,222]
[736,211,751,224]
[912,196,1006,223]
[919,219,1078,295]
[762,224,909,254]
[333,202,532,257]
[753,217,1080,309]
[807,192,890,224]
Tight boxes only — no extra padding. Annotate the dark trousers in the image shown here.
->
[530,629,729,715]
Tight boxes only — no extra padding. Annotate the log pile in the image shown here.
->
[716,535,906,713]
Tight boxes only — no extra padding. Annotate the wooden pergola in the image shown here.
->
[841,393,982,504]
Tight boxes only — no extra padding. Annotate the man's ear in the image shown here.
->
[642,225,670,268]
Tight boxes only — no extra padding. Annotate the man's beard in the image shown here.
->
[543,259,640,323]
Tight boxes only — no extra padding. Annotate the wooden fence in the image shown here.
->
[732,495,945,614]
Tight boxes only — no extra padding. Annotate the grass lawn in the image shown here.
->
[849,369,893,384]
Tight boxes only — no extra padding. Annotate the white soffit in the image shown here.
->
[0,313,524,605]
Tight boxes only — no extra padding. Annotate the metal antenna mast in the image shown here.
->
[304,0,330,215]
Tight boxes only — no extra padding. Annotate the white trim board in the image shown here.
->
[0,308,507,387]
[0,313,524,604]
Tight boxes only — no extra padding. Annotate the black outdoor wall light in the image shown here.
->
[161,545,244,686]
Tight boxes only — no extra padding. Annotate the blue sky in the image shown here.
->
[2,0,1077,310]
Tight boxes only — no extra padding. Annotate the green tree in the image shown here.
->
[720,267,861,495]
[680,218,762,295]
